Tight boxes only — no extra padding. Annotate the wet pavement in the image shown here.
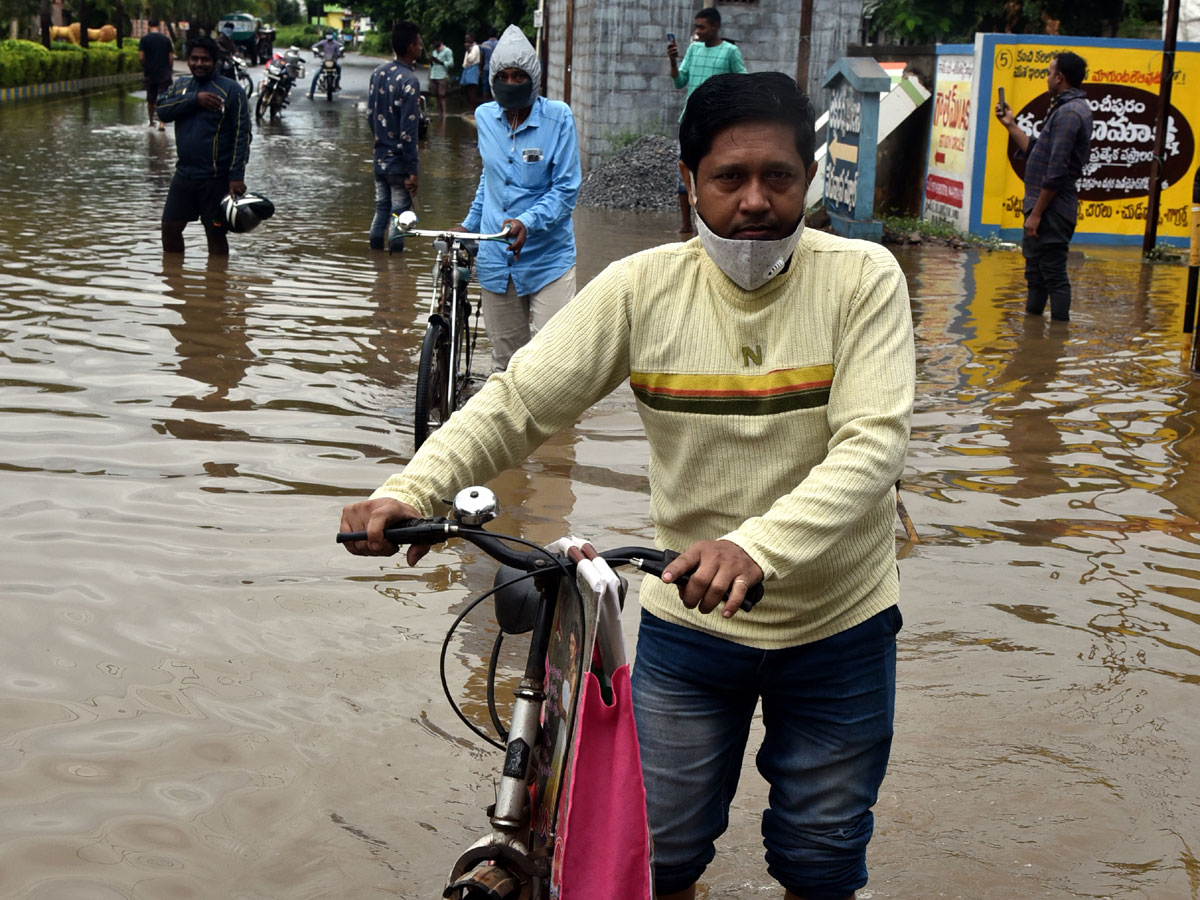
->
[0,68,1198,899]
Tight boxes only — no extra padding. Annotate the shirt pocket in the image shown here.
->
[515,152,548,189]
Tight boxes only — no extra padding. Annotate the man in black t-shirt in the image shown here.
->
[138,19,174,130]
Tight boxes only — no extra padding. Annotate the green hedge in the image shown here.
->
[0,39,140,88]
[360,31,390,57]
[271,24,322,49]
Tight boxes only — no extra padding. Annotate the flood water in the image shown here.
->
[1,64,1198,899]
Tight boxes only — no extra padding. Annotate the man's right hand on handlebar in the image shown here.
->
[662,539,763,619]
[339,497,432,565]
[503,218,527,259]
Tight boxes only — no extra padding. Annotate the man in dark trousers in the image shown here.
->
[478,28,498,101]
[995,51,1093,322]
[138,19,173,130]
[367,21,423,251]
[156,37,252,256]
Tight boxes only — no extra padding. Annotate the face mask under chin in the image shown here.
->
[493,80,534,110]
[691,201,806,292]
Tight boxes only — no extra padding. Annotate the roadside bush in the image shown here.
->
[0,39,52,87]
[0,38,140,87]
[272,23,321,49]
[56,40,141,79]
[360,30,390,57]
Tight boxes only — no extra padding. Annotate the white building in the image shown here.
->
[541,0,865,167]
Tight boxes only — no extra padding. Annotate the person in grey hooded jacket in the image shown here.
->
[457,24,581,372]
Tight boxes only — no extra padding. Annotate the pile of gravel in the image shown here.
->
[578,135,680,211]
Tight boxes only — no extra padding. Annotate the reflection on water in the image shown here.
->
[0,85,1198,899]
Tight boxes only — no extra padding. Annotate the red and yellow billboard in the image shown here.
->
[924,47,976,231]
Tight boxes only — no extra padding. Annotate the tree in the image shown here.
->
[1,0,40,40]
[864,0,1151,44]
[360,0,535,39]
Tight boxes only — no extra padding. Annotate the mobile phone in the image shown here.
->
[668,32,675,44]
[997,86,1006,110]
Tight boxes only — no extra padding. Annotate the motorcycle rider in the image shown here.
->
[216,22,238,78]
[308,30,343,99]
[254,23,274,65]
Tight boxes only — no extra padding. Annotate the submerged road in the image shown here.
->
[0,66,1198,899]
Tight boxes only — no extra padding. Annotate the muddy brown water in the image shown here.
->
[1,74,1198,899]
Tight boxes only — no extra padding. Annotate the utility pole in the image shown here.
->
[795,0,814,94]
[1144,0,1182,254]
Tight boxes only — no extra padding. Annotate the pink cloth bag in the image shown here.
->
[545,539,653,900]
[553,663,653,899]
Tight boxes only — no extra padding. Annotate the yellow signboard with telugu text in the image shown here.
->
[973,34,1200,244]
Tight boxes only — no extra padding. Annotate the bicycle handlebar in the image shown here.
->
[397,225,513,243]
[336,519,763,612]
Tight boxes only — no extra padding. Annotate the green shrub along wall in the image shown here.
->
[0,39,141,89]
[271,24,322,49]
[359,31,390,57]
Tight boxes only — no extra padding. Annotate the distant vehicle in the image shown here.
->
[216,12,262,53]
[256,47,305,120]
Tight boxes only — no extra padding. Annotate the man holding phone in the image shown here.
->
[994,52,1092,322]
[667,7,746,232]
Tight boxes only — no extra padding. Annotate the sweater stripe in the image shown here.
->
[631,366,833,415]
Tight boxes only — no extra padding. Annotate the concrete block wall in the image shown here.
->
[543,0,864,170]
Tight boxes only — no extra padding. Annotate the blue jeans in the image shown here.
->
[369,173,413,250]
[631,606,901,899]
[310,62,340,95]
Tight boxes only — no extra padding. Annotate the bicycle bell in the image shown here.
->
[451,486,498,526]
[395,210,419,232]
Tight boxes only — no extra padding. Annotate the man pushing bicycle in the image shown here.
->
[341,71,914,900]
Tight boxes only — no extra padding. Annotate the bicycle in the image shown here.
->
[390,211,511,452]
[337,485,762,899]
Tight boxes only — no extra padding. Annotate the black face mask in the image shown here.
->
[493,79,534,110]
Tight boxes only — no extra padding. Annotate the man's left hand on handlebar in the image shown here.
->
[662,539,763,619]
[340,496,432,565]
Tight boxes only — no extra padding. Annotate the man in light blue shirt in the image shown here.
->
[460,24,581,371]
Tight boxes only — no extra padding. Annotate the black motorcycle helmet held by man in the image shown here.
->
[221,192,275,233]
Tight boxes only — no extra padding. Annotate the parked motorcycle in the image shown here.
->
[231,52,254,98]
[218,48,255,98]
[256,47,305,120]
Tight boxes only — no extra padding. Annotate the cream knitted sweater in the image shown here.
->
[373,230,915,649]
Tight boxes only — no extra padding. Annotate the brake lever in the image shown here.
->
[632,549,763,612]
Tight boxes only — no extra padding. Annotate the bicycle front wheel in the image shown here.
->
[414,319,451,451]
[452,294,474,411]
